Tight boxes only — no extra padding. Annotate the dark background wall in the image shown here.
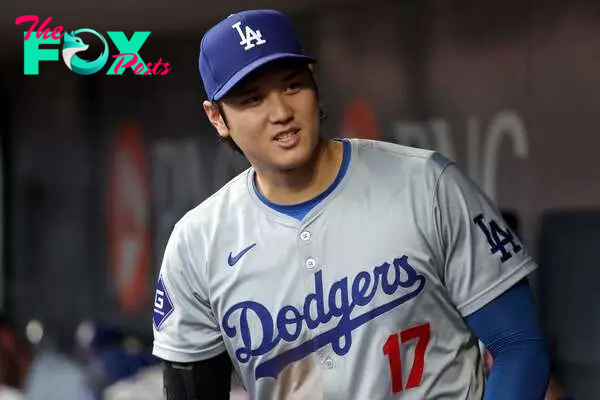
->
[2,0,599,398]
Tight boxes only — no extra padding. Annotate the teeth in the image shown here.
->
[276,131,295,140]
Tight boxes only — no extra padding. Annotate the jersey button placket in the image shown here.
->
[299,229,318,271]
[319,354,339,398]
[297,226,322,372]
[299,225,339,396]
[298,226,337,396]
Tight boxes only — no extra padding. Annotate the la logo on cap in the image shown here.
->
[232,21,267,50]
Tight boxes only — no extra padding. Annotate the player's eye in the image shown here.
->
[242,95,262,105]
[285,81,303,94]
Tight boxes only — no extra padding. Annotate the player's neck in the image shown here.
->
[254,138,343,205]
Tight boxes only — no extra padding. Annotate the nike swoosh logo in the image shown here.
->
[228,243,257,267]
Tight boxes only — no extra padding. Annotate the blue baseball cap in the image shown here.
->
[199,9,316,101]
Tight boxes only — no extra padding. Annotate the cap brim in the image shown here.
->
[211,53,316,101]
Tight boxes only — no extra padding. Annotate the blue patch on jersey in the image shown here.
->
[153,276,174,330]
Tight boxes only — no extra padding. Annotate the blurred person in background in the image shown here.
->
[0,315,26,399]
[95,322,248,400]
[0,386,23,400]
[102,367,250,400]
[82,323,158,396]
[74,322,163,399]
[0,314,94,399]
[81,323,251,400]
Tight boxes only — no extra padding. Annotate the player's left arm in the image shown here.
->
[430,155,550,399]
[464,279,550,400]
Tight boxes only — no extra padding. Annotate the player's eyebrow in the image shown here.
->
[281,70,302,81]
[229,84,259,99]
[238,86,259,97]
[228,68,305,99]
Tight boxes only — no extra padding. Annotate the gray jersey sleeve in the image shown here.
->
[152,221,226,363]
[432,159,537,317]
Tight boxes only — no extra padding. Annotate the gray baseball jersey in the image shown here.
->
[152,138,537,399]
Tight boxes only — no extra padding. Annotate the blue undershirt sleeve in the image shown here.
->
[464,280,550,400]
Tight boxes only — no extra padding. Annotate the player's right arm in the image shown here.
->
[162,352,232,399]
[152,221,232,399]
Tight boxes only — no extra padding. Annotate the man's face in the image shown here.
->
[205,61,321,172]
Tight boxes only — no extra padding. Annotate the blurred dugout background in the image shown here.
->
[0,0,599,398]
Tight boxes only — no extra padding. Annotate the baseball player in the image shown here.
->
[152,9,551,400]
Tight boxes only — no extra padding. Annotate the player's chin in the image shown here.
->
[271,153,311,171]
[270,144,314,171]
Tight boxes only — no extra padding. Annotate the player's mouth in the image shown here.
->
[273,128,301,149]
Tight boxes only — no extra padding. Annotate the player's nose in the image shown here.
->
[267,92,294,124]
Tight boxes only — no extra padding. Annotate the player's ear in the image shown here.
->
[308,63,317,81]
[203,100,229,138]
